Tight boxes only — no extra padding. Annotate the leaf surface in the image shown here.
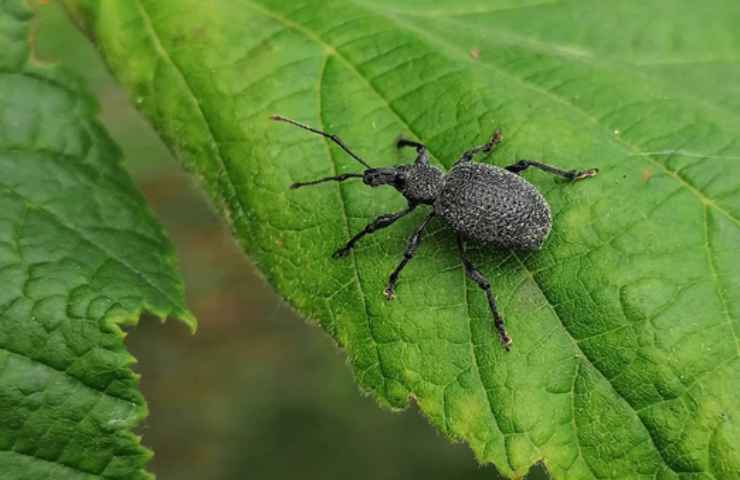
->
[65,0,739,478]
[0,2,195,478]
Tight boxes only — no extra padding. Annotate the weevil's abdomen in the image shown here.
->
[434,163,552,250]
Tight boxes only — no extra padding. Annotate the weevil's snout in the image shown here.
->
[363,168,403,187]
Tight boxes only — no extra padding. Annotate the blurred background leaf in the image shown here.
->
[0,1,195,478]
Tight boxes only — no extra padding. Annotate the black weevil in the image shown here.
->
[272,115,598,349]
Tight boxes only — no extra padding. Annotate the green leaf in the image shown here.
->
[0,2,195,479]
[65,0,739,478]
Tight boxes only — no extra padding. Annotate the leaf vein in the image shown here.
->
[703,205,739,354]
[0,183,182,321]
[512,254,671,475]
[0,450,98,479]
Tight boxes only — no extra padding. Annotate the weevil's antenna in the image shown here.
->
[271,114,372,169]
[290,173,363,189]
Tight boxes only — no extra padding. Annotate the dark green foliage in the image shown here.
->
[0,2,194,478]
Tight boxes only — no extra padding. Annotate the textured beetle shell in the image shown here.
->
[434,163,552,250]
[400,165,444,204]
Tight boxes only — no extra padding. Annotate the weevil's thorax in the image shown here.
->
[397,164,445,205]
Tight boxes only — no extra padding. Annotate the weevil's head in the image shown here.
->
[363,163,444,205]
[362,167,401,188]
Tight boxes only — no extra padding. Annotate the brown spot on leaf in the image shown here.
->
[641,168,653,183]
[469,48,480,60]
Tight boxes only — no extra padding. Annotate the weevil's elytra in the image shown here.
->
[272,115,598,350]
[436,163,553,250]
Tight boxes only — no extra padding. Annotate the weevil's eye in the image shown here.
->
[395,172,407,187]
[363,168,398,187]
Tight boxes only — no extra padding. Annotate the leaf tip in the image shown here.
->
[179,309,198,334]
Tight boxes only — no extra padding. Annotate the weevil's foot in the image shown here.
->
[500,334,512,351]
[332,247,351,259]
[494,318,512,351]
[483,129,503,153]
[383,287,396,301]
[573,168,599,181]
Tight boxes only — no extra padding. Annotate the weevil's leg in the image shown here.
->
[291,173,363,189]
[333,204,417,258]
[271,115,372,169]
[505,159,598,181]
[397,138,429,165]
[397,138,425,150]
[457,235,512,350]
[456,129,503,164]
[384,211,435,300]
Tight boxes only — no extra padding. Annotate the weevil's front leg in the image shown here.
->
[456,129,503,164]
[333,204,417,258]
[397,138,429,165]
[457,235,512,350]
[505,159,598,181]
[384,211,435,300]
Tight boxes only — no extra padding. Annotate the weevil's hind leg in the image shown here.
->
[456,129,503,164]
[334,204,417,258]
[384,211,435,300]
[457,235,512,350]
[505,159,598,181]
[397,138,429,165]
